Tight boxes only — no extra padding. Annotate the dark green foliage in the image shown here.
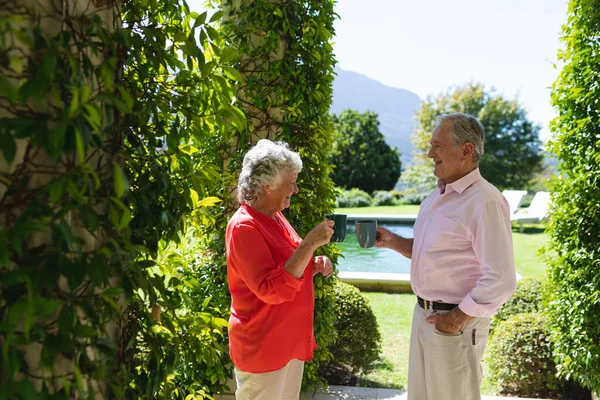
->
[0,0,238,398]
[403,83,544,191]
[491,278,544,333]
[487,313,562,398]
[330,110,402,193]
[545,0,600,393]
[320,282,382,380]
[218,0,340,388]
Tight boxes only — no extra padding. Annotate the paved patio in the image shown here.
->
[217,385,550,399]
[301,386,550,399]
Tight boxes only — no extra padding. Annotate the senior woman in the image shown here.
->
[225,139,335,399]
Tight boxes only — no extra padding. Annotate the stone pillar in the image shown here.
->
[0,1,120,398]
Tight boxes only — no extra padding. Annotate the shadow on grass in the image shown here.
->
[357,358,405,390]
[320,358,405,390]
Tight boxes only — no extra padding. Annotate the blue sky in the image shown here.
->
[333,0,569,141]
[188,0,568,141]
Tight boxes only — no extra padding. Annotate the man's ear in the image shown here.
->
[463,142,475,160]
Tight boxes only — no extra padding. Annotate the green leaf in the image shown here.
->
[58,306,75,332]
[117,86,134,112]
[220,47,238,63]
[193,11,207,28]
[19,379,37,400]
[67,88,80,119]
[209,10,223,23]
[0,134,17,163]
[198,196,221,207]
[88,254,107,285]
[0,75,17,102]
[73,324,98,338]
[223,66,243,82]
[113,164,128,198]
[75,128,85,163]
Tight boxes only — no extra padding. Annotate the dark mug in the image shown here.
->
[355,219,377,248]
[325,214,347,242]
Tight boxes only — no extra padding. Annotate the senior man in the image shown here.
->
[375,112,517,400]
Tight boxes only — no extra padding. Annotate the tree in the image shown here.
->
[402,83,544,191]
[545,0,600,394]
[330,109,401,193]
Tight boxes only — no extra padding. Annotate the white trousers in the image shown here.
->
[234,359,305,400]
[407,303,490,400]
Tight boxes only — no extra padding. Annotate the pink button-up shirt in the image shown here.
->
[411,168,517,318]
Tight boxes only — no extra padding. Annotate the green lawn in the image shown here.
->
[344,206,549,394]
[358,293,415,390]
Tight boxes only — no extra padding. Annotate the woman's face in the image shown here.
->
[265,169,299,212]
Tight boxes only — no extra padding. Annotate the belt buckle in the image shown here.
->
[424,299,433,312]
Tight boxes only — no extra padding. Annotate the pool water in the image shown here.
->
[335,223,414,274]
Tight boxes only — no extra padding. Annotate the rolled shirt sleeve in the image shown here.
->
[228,222,304,304]
[459,200,517,317]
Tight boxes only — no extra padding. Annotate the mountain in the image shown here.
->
[331,67,421,165]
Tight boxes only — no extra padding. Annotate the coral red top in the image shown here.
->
[225,203,317,373]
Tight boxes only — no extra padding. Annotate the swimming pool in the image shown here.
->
[335,223,413,274]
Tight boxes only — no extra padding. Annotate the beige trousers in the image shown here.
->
[234,359,305,400]
[407,303,490,400]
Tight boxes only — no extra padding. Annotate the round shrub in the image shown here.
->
[345,188,373,208]
[487,313,562,398]
[319,282,381,383]
[400,191,429,205]
[491,278,544,332]
[336,194,350,208]
[372,190,396,206]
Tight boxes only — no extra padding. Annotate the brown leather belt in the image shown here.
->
[417,296,458,311]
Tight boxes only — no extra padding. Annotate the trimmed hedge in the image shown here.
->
[487,313,561,398]
[546,0,600,393]
[491,278,544,333]
[372,190,396,206]
[319,282,381,382]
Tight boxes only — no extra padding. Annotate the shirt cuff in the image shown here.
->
[268,264,305,291]
[458,295,498,318]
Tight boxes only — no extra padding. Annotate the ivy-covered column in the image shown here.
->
[546,0,600,396]
[0,1,123,397]
[218,0,340,388]
[1,0,241,398]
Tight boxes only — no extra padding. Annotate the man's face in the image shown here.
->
[427,121,467,184]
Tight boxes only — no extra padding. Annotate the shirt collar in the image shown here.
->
[441,168,482,195]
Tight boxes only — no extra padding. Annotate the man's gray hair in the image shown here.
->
[435,112,485,162]
[237,139,303,203]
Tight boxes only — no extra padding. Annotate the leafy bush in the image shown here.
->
[400,191,429,205]
[345,188,373,208]
[389,190,405,201]
[487,313,562,398]
[336,194,350,208]
[545,0,600,392]
[372,190,396,206]
[491,278,544,333]
[319,282,382,383]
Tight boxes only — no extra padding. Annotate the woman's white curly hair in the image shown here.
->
[237,139,303,203]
